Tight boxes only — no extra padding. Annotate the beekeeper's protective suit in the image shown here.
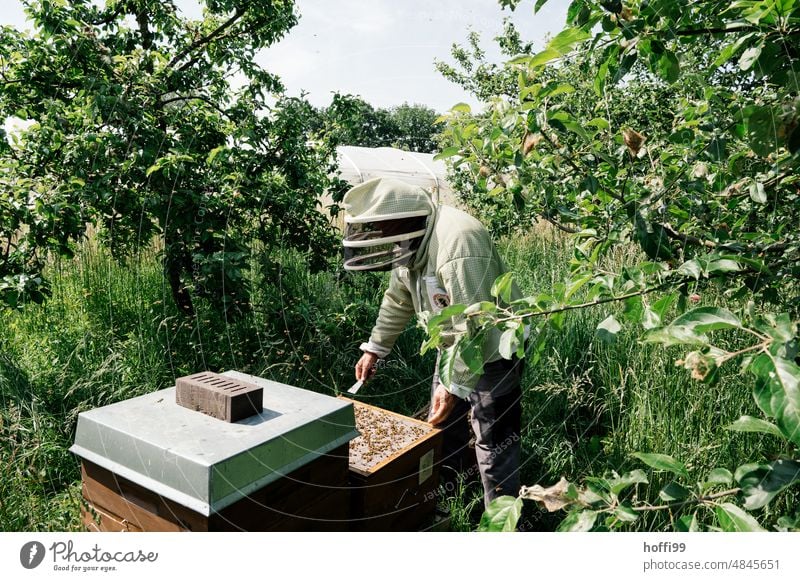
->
[343,177,524,506]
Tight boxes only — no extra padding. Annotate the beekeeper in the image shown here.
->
[343,177,524,506]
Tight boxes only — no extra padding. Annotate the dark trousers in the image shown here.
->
[430,355,524,507]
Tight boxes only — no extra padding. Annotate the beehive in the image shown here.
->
[71,371,358,531]
[341,397,443,531]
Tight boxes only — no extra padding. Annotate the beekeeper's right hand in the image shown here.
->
[355,351,379,382]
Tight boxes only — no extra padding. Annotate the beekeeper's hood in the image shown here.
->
[341,177,436,272]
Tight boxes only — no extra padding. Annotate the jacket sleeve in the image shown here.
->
[436,256,505,399]
[360,269,416,358]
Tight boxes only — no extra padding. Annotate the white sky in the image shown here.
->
[1,0,569,112]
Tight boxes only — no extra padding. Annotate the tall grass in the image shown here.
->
[0,238,431,531]
[0,232,795,531]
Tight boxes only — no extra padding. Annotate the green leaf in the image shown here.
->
[478,495,523,532]
[642,307,661,330]
[438,342,458,388]
[499,327,520,360]
[548,110,590,140]
[726,415,784,439]
[739,44,762,71]
[450,103,471,114]
[719,254,771,276]
[507,54,532,65]
[459,334,485,375]
[651,293,677,319]
[754,313,796,343]
[529,48,562,68]
[145,164,161,177]
[621,295,643,324]
[642,325,708,347]
[707,467,733,485]
[596,314,621,344]
[567,0,592,26]
[677,259,702,280]
[749,352,800,446]
[614,503,639,522]
[701,467,733,492]
[548,27,591,55]
[776,514,800,532]
[565,273,593,301]
[632,452,689,478]
[670,306,742,333]
[464,300,497,317]
[541,83,575,98]
[745,106,781,157]
[514,321,526,358]
[749,180,767,203]
[594,59,610,95]
[580,479,612,505]
[608,469,648,495]
[426,304,468,332]
[419,326,441,355]
[557,509,597,532]
[715,503,766,532]
[776,0,798,18]
[676,513,700,532]
[534,0,550,13]
[706,259,742,274]
[586,117,610,131]
[206,145,225,165]
[713,33,756,68]
[657,51,680,84]
[433,146,461,161]
[659,482,690,501]
[490,272,515,303]
[735,460,800,510]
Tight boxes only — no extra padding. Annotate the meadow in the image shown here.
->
[1,230,793,531]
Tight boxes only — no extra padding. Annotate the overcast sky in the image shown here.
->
[1,0,569,112]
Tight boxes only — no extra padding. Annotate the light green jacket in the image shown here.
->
[355,193,521,399]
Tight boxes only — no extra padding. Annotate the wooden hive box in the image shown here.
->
[340,397,443,531]
[72,371,358,532]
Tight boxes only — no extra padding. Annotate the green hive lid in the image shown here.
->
[70,370,358,516]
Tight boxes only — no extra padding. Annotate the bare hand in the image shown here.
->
[428,384,457,426]
[355,351,379,382]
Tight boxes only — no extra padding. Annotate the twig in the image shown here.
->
[634,488,741,512]
[89,5,125,26]
[660,223,718,249]
[539,127,584,174]
[158,94,232,119]
[541,215,580,234]
[676,26,800,38]
[167,8,244,70]
[485,258,774,325]
[644,121,738,208]
[676,25,760,36]
[2,235,13,264]
[613,172,628,205]
[660,222,790,256]
[487,278,677,322]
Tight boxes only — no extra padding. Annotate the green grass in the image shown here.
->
[0,232,795,531]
